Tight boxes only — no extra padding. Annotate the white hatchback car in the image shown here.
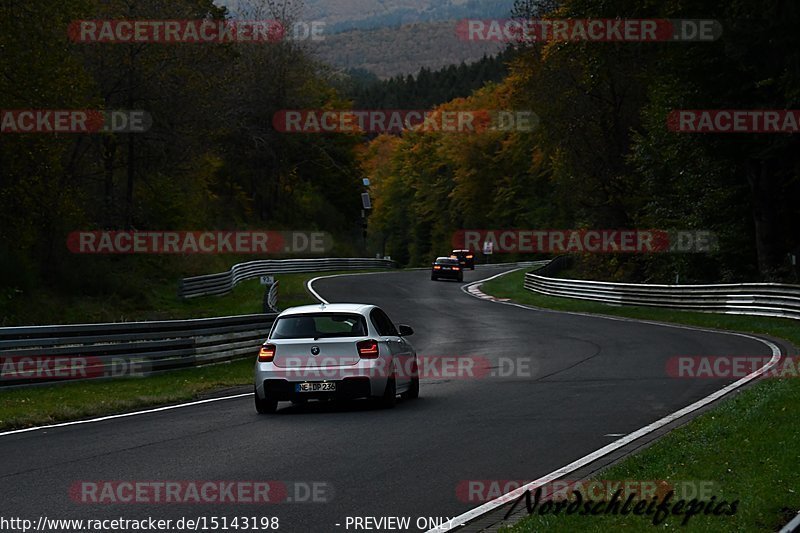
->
[254,303,419,414]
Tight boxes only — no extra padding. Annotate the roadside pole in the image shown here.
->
[261,275,279,313]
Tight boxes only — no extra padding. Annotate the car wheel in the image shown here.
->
[379,376,397,409]
[254,388,277,414]
[431,275,437,281]
[401,361,420,400]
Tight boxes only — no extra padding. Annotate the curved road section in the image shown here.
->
[0,267,779,533]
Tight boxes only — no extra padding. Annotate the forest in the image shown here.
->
[2,0,799,327]
[362,0,800,283]
[0,0,364,316]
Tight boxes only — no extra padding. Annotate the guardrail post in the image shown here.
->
[177,258,397,299]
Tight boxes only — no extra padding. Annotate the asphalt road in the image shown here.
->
[0,267,775,533]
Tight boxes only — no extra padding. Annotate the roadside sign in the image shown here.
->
[362,178,371,187]
[483,241,494,255]
[361,193,372,210]
[260,275,275,286]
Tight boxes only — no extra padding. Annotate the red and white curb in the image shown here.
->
[465,283,509,302]
[460,269,518,302]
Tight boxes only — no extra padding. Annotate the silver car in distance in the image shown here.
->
[254,303,420,414]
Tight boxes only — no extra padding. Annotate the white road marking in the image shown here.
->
[0,268,497,439]
[429,272,783,532]
[307,266,518,305]
[0,268,468,439]
[780,510,800,533]
[0,393,251,438]
[306,270,404,304]
[2,267,784,533]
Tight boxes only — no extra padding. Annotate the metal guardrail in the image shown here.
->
[0,314,277,387]
[2,257,395,387]
[524,259,800,321]
[179,258,396,299]
[474,261,545,269]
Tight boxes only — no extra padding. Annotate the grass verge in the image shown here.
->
[0,358,253,431]
[2,265,383,325]
[0,269,375,431]
[482,269,800,532]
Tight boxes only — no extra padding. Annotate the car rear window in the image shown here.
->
[270,313,368,339]
[436,258,459,265]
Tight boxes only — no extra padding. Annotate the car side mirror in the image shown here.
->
[398,324,414,337]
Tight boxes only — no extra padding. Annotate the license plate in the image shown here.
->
[443,267,451,270]
[296,382,337,393]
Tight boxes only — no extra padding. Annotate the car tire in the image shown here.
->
[431,275,437,281]
[401,361,420,400]
[379,376,397,409]
[254,388,278,414]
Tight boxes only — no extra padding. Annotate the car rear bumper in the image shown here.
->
[255,360,390,400]
[432,270,462,279]
[260,377,374,401]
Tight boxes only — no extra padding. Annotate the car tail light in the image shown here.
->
[466,255,473,259]
[433,265,441,270]
[258,344,276,362]
[453,267,461,271]
[357,340,379,359]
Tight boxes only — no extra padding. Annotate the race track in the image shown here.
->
[0,267,776,532]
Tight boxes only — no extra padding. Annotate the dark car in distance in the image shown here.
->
[431,257,463,282]
[451,249,475,270]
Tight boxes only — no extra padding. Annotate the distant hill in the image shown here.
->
[303,0,516,33]
[219,0,516,32]
[311,20,505,79]
[217,0,513,78]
